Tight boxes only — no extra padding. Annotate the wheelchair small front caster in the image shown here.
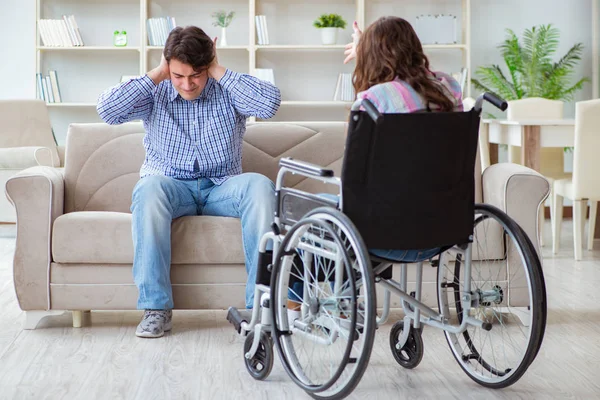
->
[389,321,424,369]
[244,330,274,380]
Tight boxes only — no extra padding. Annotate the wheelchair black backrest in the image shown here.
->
[341,109,481,250]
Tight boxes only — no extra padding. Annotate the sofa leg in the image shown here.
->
[24,310,66,330]
[72,311,84,328]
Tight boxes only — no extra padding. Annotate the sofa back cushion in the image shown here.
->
[63,121,347,213]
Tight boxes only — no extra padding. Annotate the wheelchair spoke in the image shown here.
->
[271,208,376,398]
[437,204,546,388]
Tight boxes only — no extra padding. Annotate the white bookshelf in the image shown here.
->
[36,0,472,143]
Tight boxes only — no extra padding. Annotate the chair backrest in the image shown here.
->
[573,99,600,199]
[342,109,481,250]
[0,99,59,167]
[507,97,564,120]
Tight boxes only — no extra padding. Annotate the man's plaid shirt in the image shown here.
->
[97,70,281,184]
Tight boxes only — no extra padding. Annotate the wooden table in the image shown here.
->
[482,118,575,172]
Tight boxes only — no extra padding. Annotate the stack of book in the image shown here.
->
[255,15,270,45]
[333,73,355,102]
[147,17,177,46]
[36,70,62,103]
[38,15,84,47]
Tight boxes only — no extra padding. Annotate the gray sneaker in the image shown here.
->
[136,309,173,338]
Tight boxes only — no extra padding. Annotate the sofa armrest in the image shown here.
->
[482,163,550,258]
[5,166,65,310]
[0,146,59,168]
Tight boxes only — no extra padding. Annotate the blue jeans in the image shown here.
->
[131,173,275,310]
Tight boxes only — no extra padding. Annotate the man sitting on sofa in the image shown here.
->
[97,26,281,338]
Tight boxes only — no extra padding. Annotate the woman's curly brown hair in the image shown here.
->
[353,17,454,111]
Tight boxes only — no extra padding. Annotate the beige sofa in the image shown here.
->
[5,121,550,329]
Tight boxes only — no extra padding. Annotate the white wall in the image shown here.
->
[0,0,596,112]
[0,0,36,100]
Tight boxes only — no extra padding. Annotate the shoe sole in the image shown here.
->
[135,321,173,338]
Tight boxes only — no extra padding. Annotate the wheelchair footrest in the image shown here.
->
[227,306,248,334]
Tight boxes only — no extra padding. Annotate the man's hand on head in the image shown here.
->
[148,54,171,85]
[208,37,227,81]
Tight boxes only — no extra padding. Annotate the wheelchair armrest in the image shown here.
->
[279,157,335,178]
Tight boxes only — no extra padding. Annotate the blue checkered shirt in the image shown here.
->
[97,70,281,184]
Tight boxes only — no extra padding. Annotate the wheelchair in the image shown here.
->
[227,93,547,399]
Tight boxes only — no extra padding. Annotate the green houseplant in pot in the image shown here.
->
[472,24,588,166]
[313,13,347,45]
[473,24,587,104]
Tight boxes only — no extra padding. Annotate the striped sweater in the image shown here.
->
[353,71,463,113]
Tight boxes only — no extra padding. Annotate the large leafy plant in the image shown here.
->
[472,24,588,102]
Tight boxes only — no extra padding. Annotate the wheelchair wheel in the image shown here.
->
[271,207,376,399]
[437,203,546,388]
[389,321,424,369]
[243,330,274,381]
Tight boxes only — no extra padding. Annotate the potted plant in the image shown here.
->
[313,13,347,45]
[472,24,588,162]
[212,10,235,46]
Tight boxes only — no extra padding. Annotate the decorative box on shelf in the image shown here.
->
[415,14,458,45]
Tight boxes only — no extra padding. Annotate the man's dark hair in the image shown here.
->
[164,26,214,71]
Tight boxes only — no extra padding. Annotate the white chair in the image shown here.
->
[0,100,60,223]
[552,99,600,260]
[506,98,565,246]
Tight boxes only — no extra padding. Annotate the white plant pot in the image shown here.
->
[320,27,338,45]
[220,27,228,46]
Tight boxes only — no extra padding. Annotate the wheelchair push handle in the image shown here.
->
[483,92,508,111]
[351,98,384,125]
[362,99,384,125]
[473,92,508,113]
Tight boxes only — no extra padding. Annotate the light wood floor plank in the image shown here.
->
[0,221,599,399]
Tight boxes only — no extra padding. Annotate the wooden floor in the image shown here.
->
[0,222,599,399]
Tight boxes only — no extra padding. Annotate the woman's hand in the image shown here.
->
[343,21,362,64]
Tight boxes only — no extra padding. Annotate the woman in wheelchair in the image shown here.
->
[228,16,547,400]
[285,16,465,313]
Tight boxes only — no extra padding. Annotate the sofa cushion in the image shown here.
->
[52,211,245,264]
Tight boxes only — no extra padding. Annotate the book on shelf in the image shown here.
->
[38,15,84,47]
[253,69,275,85]
[36,70,62,103]
[333,73,354,102]
[451,67,468,96]
[147,17,177,46]
[255,15,270,45]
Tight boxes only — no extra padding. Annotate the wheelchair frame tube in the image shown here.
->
[274,166,343,228]
[378,243,486,334]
